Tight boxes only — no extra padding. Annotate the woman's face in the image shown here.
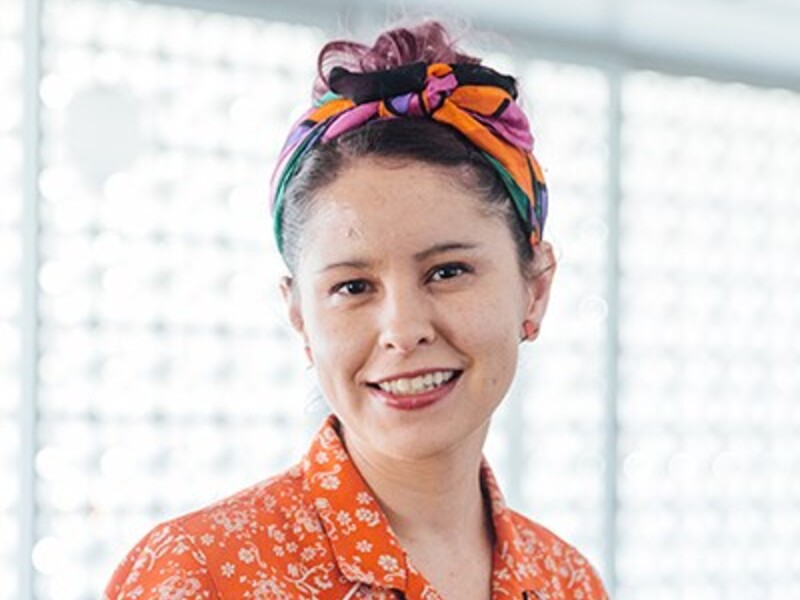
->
[282,158,555,461]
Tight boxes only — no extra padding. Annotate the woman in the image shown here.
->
[105,20,609,600]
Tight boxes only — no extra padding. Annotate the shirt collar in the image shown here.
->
[303,413,549,598]
[481,459,551,597]
[303,414,409,591]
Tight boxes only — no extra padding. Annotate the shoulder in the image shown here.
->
[178,462,313,538]
[104,518,219,599]
[177,462,327,560]
[105,463,328,599]
[506,509,610,600]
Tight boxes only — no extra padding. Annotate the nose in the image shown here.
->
[377,282,436,353]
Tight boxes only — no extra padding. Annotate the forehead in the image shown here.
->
[304,160,494,247]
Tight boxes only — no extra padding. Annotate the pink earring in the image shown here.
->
[521,320,538,341]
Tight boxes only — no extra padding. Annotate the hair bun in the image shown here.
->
[313,20,482,103]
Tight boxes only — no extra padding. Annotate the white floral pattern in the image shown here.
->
[105,414,609,599]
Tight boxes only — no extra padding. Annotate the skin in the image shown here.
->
[281,158,556,598]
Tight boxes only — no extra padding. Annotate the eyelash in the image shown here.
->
[331,262,473,296]
[429,262,472,282]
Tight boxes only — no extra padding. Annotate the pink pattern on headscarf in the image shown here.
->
[320,102,381,142]
[421,72,459,113]
[472,101,534,151]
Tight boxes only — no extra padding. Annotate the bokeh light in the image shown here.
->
[4,1,800,599]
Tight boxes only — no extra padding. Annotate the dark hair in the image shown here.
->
[281,20,539,279]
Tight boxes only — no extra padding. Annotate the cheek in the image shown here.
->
[306,303,371,380]
[455,294,520,383]
[456,290,520,342]
[453,302,517,359]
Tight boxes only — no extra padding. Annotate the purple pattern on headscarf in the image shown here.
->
[388,93,413,115]
[281,123,314,154]
[539,187,549,225]
[269,124,329,210]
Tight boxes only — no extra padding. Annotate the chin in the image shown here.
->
[379,420,487,461]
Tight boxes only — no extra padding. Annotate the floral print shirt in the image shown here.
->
[105,414,609,599]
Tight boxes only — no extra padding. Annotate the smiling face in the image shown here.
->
[282,158,555,461]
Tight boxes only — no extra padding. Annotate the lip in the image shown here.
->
[368,371,462,411]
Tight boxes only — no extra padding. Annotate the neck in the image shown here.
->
[340,422,493,546]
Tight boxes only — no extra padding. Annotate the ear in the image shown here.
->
[521,240,557,341]
[280,275,308,341]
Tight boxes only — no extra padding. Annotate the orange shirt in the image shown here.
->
[105,414,609,599]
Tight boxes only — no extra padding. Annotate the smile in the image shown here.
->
[369,370,461,396]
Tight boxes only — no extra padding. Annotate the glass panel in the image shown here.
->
[0,0,25,596]
[36,0,324,597]
[619,70,800,600]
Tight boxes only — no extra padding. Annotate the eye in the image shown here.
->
[428,262,473,282]
[331,279,371,296]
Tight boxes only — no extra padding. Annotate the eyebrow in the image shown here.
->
[316,241,480,274]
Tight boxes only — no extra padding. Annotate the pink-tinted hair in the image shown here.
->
[312,20,481,102]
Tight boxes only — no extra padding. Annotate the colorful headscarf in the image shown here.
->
[270,61,548,255]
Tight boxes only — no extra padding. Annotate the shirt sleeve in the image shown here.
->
[104,521,221,600]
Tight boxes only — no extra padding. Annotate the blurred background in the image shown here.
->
[1,0,799,598]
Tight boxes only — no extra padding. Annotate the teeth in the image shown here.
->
[377,370,457,395]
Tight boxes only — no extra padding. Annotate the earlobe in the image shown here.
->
[521,319,539,342]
